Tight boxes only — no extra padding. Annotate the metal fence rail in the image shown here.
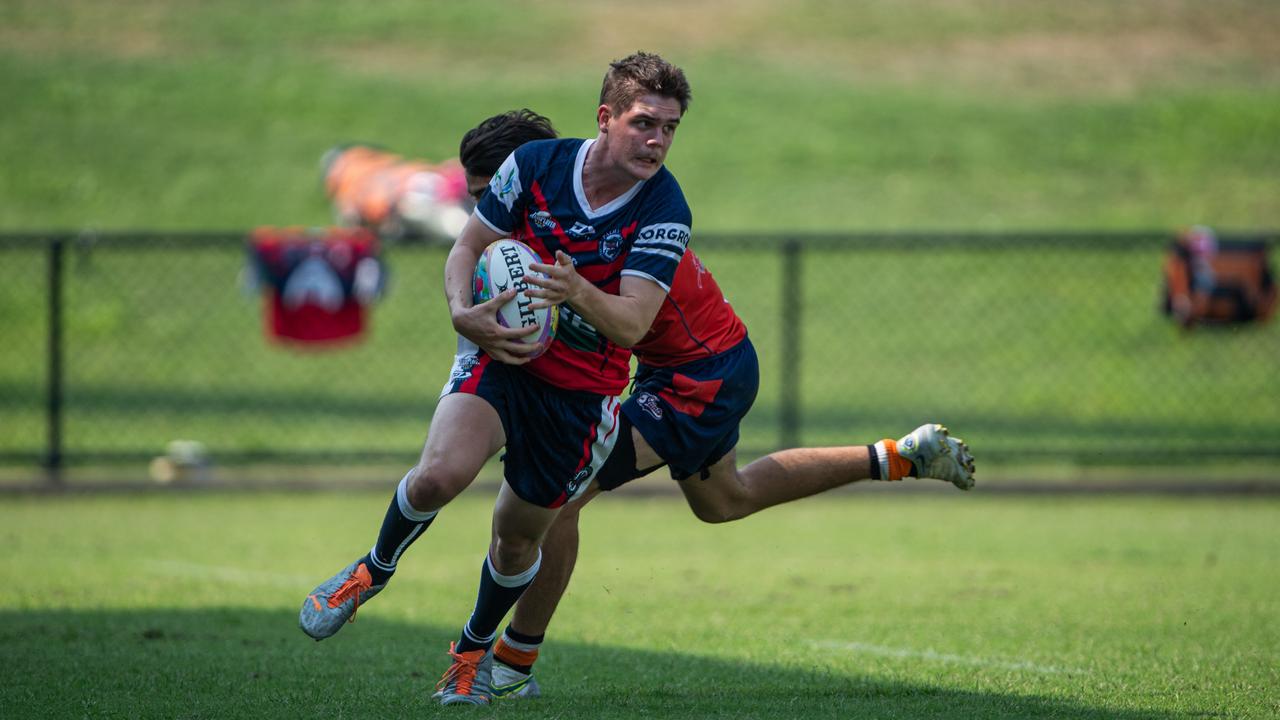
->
[1,230,1277,484]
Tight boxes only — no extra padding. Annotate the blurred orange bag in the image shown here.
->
[322,144,470,241]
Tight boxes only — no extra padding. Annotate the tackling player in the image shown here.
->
[452,114,976,699]
[298,52,696,706]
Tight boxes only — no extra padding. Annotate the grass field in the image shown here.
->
[1,1,1278,477]
[1,1,1278,231]
[2,6,1276,718]
[3,238,1278,477]
[2,488,1278,718]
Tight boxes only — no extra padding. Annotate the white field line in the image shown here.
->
[812,640,1088,675]
[147,559,316,589]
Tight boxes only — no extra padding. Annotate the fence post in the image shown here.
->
[45,238,65,485]
[779,238,801,449]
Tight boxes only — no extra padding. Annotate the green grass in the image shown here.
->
[1,7,1275,715]
[2,239,1279,475]
[2,489,1278,718]
[1,1,1279,477]
[1,0,1278,231]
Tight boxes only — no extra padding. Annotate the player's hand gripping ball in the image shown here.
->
[473,239,558,358]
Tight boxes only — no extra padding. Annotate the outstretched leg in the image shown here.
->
[678,424,976,524]
[678,445,874,523]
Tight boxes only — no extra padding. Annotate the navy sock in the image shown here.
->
[364,471,437,586]
[456,551,542,653]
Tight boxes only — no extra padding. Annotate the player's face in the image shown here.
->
[599,93,682,181]
[465,173,489,202]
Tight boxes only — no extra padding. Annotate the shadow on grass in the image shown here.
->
[2,608,1175,720]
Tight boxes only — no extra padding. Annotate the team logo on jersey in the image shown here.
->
[489,155,522,211]
[635,223,691,248]
[599,230,624,261]
[636,392,664,420]
[566,222,595,238]
[528,211,557,231]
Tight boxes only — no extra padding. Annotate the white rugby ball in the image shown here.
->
[473,238,558,357]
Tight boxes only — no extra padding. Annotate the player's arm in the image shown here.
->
[443,213,536,364]
[527,250,665,348]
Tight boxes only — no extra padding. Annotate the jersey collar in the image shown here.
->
[574,138,646,219]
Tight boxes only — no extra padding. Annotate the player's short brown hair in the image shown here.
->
[599,52,691,116]
[459,109,558,178]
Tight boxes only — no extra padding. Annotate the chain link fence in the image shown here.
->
[1,231,1277,486]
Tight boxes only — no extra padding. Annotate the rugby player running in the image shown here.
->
[452,111,976,698]
[299,52,699,706]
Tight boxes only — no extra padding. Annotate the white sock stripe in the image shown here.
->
[367,545,397,572]
[874,440,891,479]
[484,550,542,588]
[396,472,439,522]
[500,634,542,653]
[462,622,496,645]
[387,522,425,566]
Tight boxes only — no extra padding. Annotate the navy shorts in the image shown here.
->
[615,336,759,483]
[441,340,622,508]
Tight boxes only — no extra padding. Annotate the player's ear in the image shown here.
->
[597,104,612,133]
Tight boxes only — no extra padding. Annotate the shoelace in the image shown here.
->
[436,643,482,696]
[327,567,372,622]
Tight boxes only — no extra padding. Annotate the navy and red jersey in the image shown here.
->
[248,227,384,346]
[630,249,747,367]
[475,138,692,396]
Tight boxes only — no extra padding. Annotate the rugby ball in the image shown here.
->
[473,238,558,357]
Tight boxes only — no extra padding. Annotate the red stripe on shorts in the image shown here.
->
[459,354,492,395]
[658,373,723,419]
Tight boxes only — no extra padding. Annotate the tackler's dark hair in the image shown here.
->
[459,109,559,178]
